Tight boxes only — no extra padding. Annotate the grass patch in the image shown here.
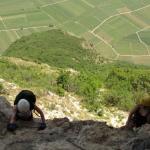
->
[0,57,58,91]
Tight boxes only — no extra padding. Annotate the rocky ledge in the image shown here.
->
[0,96,150,150]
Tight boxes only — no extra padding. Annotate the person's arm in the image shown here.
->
[10,105,17,124]
[7,105,17,131]
[34,105,46,124]
[34,105,46,130]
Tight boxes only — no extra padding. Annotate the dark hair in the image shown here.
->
[14,90,36,110]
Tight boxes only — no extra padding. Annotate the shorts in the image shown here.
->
[16,113,33,121]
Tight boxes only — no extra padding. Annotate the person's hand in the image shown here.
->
[7,123,17,131]
[38,123,46,130]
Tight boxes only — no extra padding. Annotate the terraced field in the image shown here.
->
[0,0,149,64]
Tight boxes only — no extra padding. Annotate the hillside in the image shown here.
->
[0,78,99,122]
[0,57,128,127]
[2,30,150,113]
[0,1,150,149]
[0,0,149,65]
[3,29,106,70]
[0,97,150,150]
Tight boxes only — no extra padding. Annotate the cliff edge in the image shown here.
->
[0,96,150,150]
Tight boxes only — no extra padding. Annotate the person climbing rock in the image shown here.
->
[7,90,46,131]
[123,96,150,129]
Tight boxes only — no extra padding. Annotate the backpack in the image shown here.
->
[14,90,36,110]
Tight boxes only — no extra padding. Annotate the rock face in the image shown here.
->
[0,96,13,119]
[0,97,150,150]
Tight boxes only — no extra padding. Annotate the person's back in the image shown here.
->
[14,90,36,110]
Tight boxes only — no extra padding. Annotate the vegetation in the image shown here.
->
[0,83,4,94]
[0,57,58,91]
[56,63,150,111]
[102,63,150,110]
[4,30,102,71]
[2,30,150,113]
[0,57,150,113]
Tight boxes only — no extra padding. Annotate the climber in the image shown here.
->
[123,96,150,129]
[7,90,46,131]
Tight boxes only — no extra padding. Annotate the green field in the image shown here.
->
[0,0,149,64]
[139,29,150,45]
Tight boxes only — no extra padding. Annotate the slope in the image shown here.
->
[3,29,105,70]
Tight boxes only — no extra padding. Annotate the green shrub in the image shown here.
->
[56,71,70,91]
[56,86,65,97]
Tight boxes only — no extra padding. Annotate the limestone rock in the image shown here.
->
[0,97,150,150]
[0,96,12,120]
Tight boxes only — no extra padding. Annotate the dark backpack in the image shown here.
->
[14,90,36,110]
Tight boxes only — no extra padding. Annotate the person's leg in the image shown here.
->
[146,113,150,123]
[133,114,147,127]
[16,113,21,121]
[126,119,136,129]
[27,113,33,121]
[126,113,145,128]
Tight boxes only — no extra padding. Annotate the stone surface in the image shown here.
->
[0,97,150,150]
